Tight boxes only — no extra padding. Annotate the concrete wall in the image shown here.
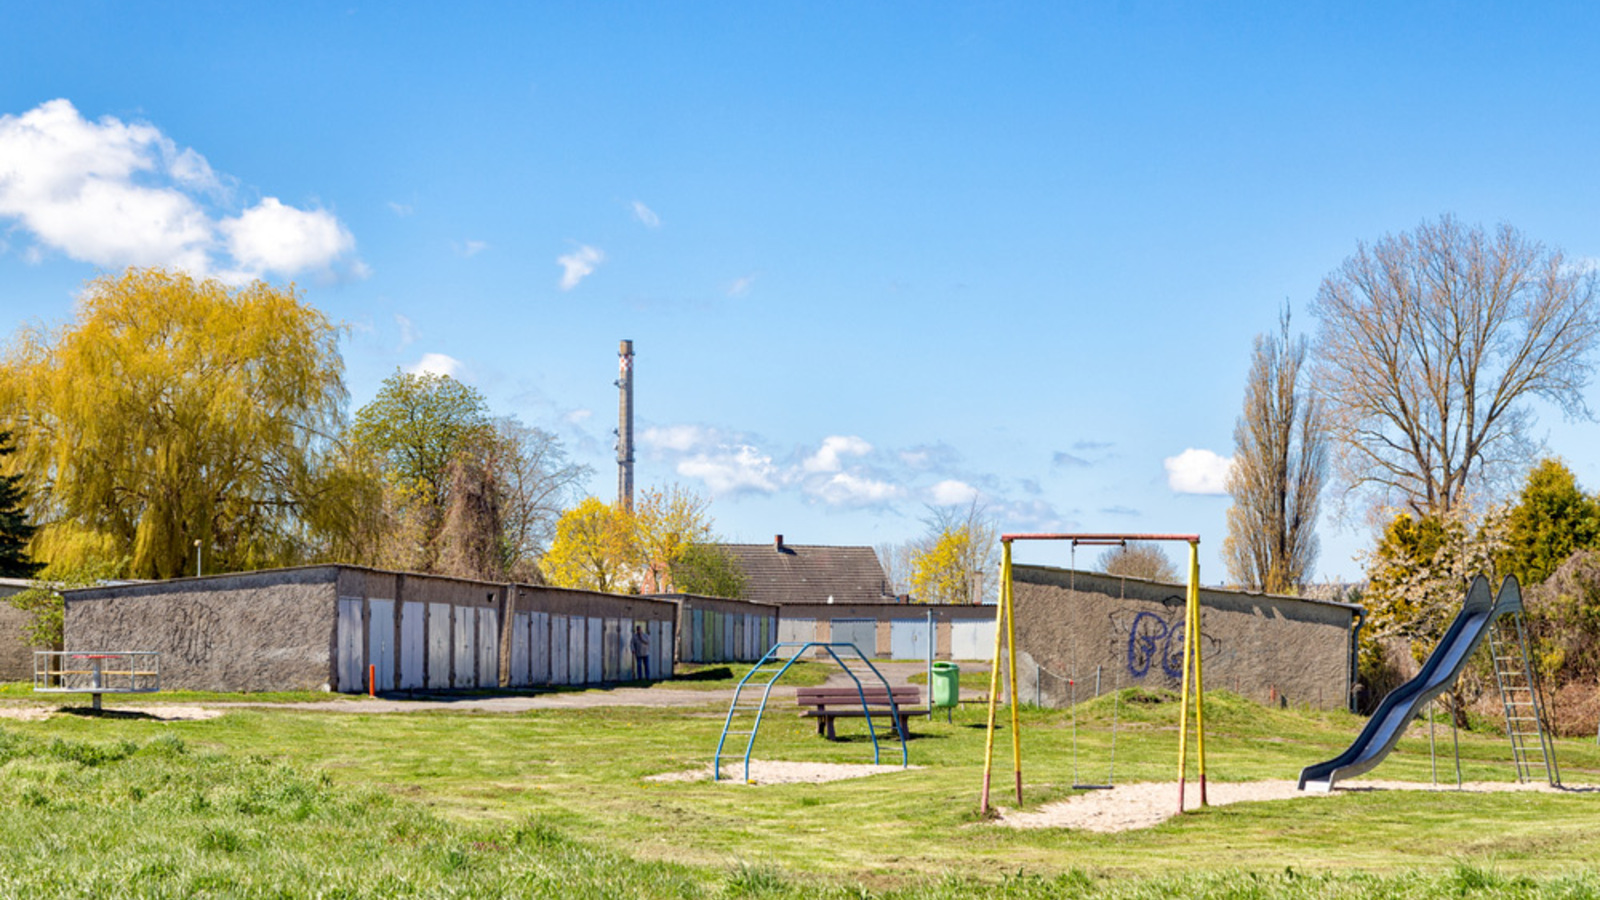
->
[0,579,39,682]
[66,567,339,692]
[1011,566,1359,710]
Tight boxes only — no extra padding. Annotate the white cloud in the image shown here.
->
[631,200,660,228]
[394,313,418,348]
[1163,448,1233,495]
[678,445,779,495]
[728,274,756,297]
[929,479,980,505]
[455,239,487,257]
[809,472,901,507]
[220,197,355,278]
[406,353,465,379]
[557,244,603,290]
[387,201,414,216]
[642,424,716,453]
[803,435,872,473]
[564,408,593,425]
[0,99,361,279]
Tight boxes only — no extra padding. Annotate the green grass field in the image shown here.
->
[2,681,1599,898]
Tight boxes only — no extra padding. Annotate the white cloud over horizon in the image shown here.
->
[0,99,362,281]
[929,479,980,505]
[1164,448,1233,495]
[406,352,465,379]
[631,200,660,228]
[394,313,418,349]
[803,435,872,473]
[809,471,901,507]
[678,444,780,495]
[557,244,603,289]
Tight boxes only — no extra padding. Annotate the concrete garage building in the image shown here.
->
[647,593,780,664]
[0,577,40,682]
[776,602,998,661]
[1009,566,1362,711]
[64,565,675,693]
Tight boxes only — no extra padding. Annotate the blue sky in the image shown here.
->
[5,2,1600,584]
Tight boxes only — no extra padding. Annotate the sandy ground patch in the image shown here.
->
[647,758,920,785]
[998,778,1575,833]
[0,704,223,722]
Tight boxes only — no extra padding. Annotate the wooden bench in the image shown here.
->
[795,686,925,740]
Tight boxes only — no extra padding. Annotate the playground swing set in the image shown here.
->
[981,532,1209,816]
[976,532,1562,815]
[707,527,1564,802]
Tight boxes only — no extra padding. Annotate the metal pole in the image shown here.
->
[1429,699,1437,785]
[1006,548,1024,804]
[979,542,1011,814]
[1191,541,1207,807]
[1452,699,1462,789]
[927,608,934,721]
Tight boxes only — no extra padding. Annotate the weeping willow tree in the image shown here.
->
[0,267,347,579]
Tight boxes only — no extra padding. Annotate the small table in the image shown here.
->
[34,651,161,711]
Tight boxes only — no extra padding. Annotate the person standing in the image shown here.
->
[630,624,652,681]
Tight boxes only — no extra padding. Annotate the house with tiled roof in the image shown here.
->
[721,535,898,606]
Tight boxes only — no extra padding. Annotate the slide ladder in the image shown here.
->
[713,642,907,782]
[1488,611,1561,786]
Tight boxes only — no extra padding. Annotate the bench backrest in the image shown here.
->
[795,686,920,706]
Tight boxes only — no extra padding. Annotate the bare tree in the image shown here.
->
[908,500,999,604]
[1097,542,1178,582]
[1223,309,1327,593]
[1313,216,1600,517]
[874,541,914,597]
[483,417,590,582]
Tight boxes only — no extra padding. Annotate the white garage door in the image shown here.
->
[951,619,997,661]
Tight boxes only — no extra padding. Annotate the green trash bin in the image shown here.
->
[931,661,961,709]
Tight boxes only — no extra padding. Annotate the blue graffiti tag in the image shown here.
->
[1126,611,1187,680]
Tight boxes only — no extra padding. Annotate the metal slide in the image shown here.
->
[1298,575,1500,791]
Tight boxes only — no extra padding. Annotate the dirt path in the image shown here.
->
[998,778,1583,833]
[0,659,960,718]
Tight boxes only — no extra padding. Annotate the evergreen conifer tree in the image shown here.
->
[0,431,41,578]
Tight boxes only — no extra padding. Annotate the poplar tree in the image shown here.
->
[1223,310,1326,592]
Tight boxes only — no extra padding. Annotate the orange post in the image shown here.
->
[368,663,376,697]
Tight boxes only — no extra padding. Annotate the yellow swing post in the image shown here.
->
[981,532,1205,817]
[979,540,1021,814]
[1175,539,1208,812]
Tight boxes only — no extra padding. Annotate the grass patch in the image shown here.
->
[0,681,354,704]
[672,660,833,689]
[906,667,999,690]
[4,686,1600,896]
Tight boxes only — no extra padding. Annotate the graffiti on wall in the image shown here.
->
[1110,596,1220,681]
